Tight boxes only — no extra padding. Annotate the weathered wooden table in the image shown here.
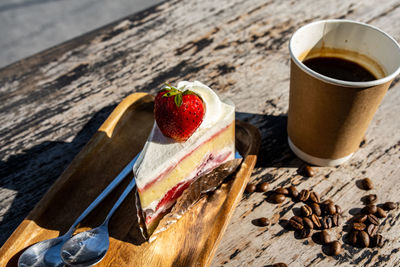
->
[1,0,399,266]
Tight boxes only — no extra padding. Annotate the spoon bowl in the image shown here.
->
[61,225,109,266]
[18,236,68,267]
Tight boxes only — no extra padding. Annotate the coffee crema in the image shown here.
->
[303,56,377,82]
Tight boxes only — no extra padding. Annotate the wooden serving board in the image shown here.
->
[0,93,260,267]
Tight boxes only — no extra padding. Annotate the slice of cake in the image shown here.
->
[133,81,235,236]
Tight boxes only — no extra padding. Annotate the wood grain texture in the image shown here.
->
[0,93,260,267]
[1,0,400,266]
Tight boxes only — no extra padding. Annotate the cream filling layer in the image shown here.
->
[142,145,235,212]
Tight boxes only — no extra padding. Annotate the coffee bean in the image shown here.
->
[359,231,370,247]
[303,217,314,229]
[327,203,336,215]
[287,185,299,198]
[301,204,313,217]
[299,228,312,238]
[257,217,270,226]
[256,182,269,192]
[364,204,377,214]
[372,234,384,248]
[311,214,321,228]
[309,191,320,203]
[304,165,315,177]
[367,214,379,225]
[383,201,396,211]
[270,193,286,203]
[322,216,332,229]
[329,241,341,256]
[299,189,310,202]
[245,183,256,193]
[367,223,378,237]
[362,177,373,190]
[349,230,358,245]
[272,263,287,267]
[352,222,366,231]
[321,230,331,244]
[354,214,367,223]
[365,194,377,204]
[332,214,341,227]
[321,199,333,205]
[310,203,322,216]
[335,205,342,214]
[289,216,304,230]
[275,187,289,195]
[375,207,387,218]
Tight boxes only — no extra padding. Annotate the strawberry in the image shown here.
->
[154,83,205,141]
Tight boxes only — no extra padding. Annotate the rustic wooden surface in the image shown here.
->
[1,0,399,266]
[0,94,259,267]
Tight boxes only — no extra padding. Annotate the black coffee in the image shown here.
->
[303,56,377,82]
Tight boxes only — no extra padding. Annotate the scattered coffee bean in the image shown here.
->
[365,194,377,204]
[275,187,289,195]
[359,231,370,247]
[335,205,342,214]
[309,191,320,203]
[321,230,331,244]
[311,214,322,228]
[311,203,322,216]
[332,214,341,227]
[257,217,270,226]
[245,183,256,193]
[327,203,336,215]
[299,189,310,202]
[329,241,341,256]
[352,222,366,231]
[375,207,387,218]
[349,230,358,245]
[382,201,396,211]
[372,234,384,248]
[362,177,373,190]
[322,216,332,229]
[364,204,377,214]
[287,185,299,198]
[256,182,269,192]
[271,193,286,203]
[303,217,314,229]
[299,228,312,238]
[272,263,287,267]
[301,204,313,217]
[321,199,333,205]
[367,223,378,237]
[367,214,380,225]
[304,165,315,177]
[289,216,304,230]
[354,214,367,223]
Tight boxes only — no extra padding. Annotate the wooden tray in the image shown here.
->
[0,93,260,267]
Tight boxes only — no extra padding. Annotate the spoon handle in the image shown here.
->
[67,152,140,233]
[104,174,136,224]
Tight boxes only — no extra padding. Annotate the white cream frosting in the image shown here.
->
[133,81,235,207]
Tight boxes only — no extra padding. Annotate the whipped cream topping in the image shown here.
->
[133,81,235,209]
[176,81,222,129]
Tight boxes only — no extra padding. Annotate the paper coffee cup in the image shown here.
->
[288,20,400,166]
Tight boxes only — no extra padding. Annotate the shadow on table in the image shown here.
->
[1,106,304,266]
[235,111,304,168]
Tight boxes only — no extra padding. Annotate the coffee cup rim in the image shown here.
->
[289,19,400,88]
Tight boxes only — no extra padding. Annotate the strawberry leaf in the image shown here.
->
[174,94,183,107]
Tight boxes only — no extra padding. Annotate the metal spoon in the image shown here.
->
[18,153,140,267]
[60,171,137,266]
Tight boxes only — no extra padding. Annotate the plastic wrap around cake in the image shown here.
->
[137,157,242,241]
